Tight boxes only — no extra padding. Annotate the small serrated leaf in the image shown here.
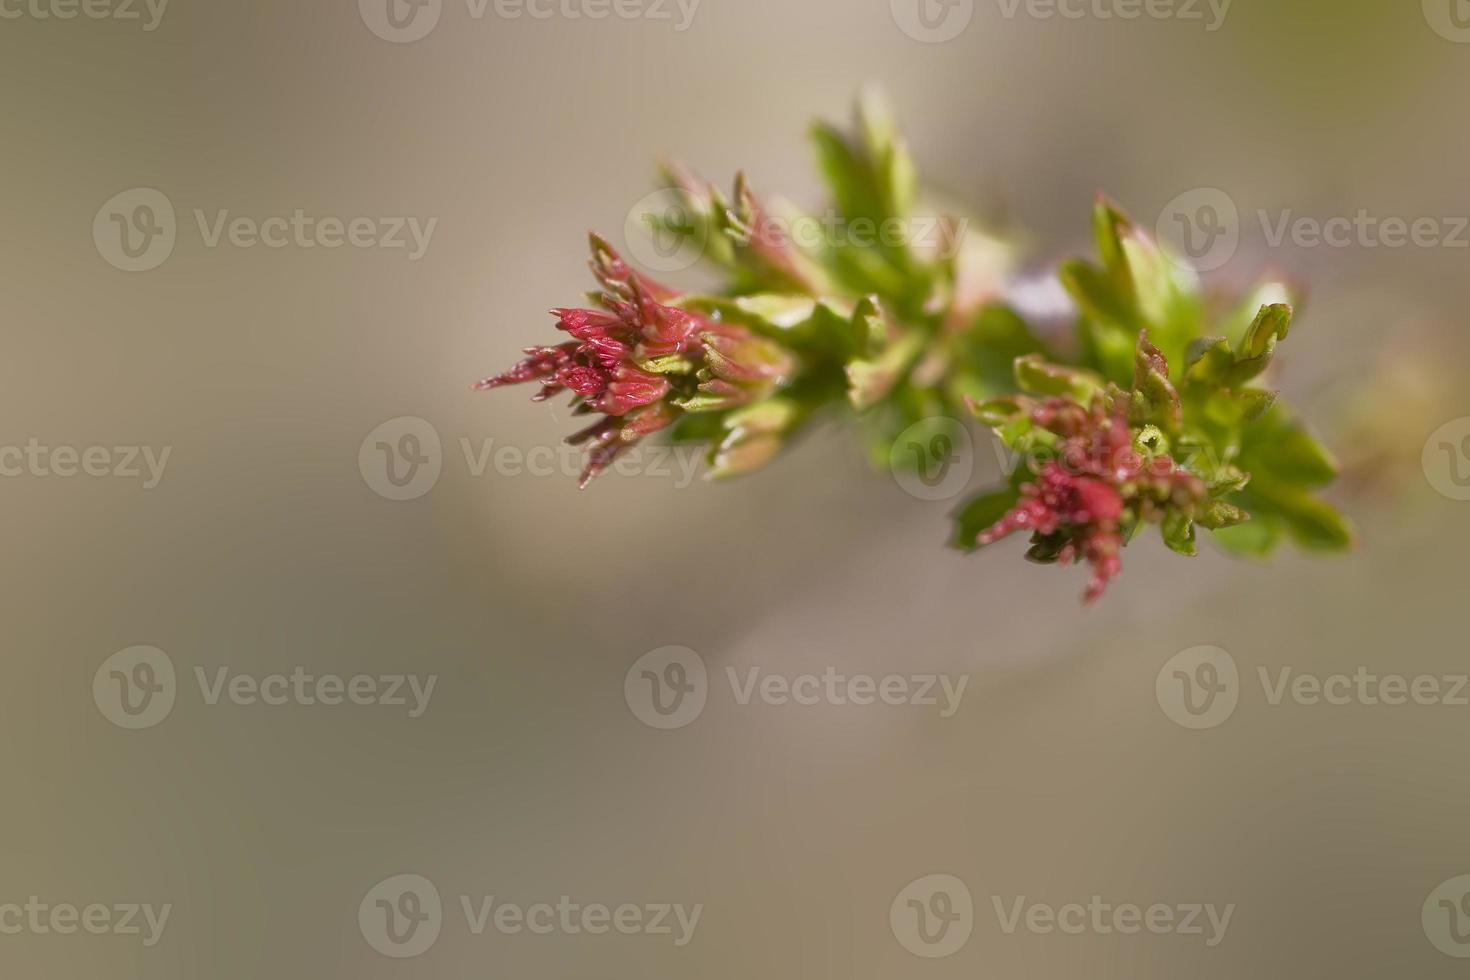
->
[810,122,877,224]
[1266,489,1356,552]
[1092,197,1135,296]
[1014,354,1104,401]
[1203,387,1279,428]
[1210,515,1281,558]
[1198,499,1250,530]
[1184,336,1234,387]
[1130,333,1182,430]
[968,395,1027,427]
[1058,259,1137,330]
[847,331,923,412]
[732,294,820,328]
[1162,509,1198,556]
[1243,409,1340,488]
[1240,303,1293,359]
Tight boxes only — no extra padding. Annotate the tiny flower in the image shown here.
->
[974,388,1206,604]
[978,462,1126,604]
[476,236,795,487]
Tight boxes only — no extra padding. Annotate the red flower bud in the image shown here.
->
[977,392,1204,603]
[477,237,798,487]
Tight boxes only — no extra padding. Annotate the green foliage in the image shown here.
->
[948,198,1353,567]
[522,92,1352,596]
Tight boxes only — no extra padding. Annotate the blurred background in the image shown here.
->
[2,0,1469,976]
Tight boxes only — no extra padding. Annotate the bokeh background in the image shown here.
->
[3,0,1469,976]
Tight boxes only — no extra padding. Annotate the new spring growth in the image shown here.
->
[479,90,1352,602]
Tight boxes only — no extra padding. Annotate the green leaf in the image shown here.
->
[1220,281,1299,347]
[1241,407,1339,488]
[995,414,1044,453]
[732,294,821,328]
[968,395,1026,427]
[858,88,916,220]
[646,165,729,269]
[707,398,803,480]
[1123,241,1202,368]
[949,303,1048,398]
[805,93,933,311]
[1073,199,1203,370]
[1254,486,1356,552]
[1209,515,1281,558]
[1184,336,1234,387]
[1161,509,1198,556]
[1202,387,1278,428]
[1197,499,1250,530]
[950,486,1022,551]
[1285,499,1356,553]
[667,411,727,444]
[810,123,879,226]
[1241,303,1293,359]
[1058,258,1137,330]
[686,295,866,361]
[1014,354,1104,402]
[1091,197,1134,298]
[1200,464,1252,495]
[1225,304,1291,385]
[850,295,887,353]
[1131,334,1182,430]
[847,331,922,411]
